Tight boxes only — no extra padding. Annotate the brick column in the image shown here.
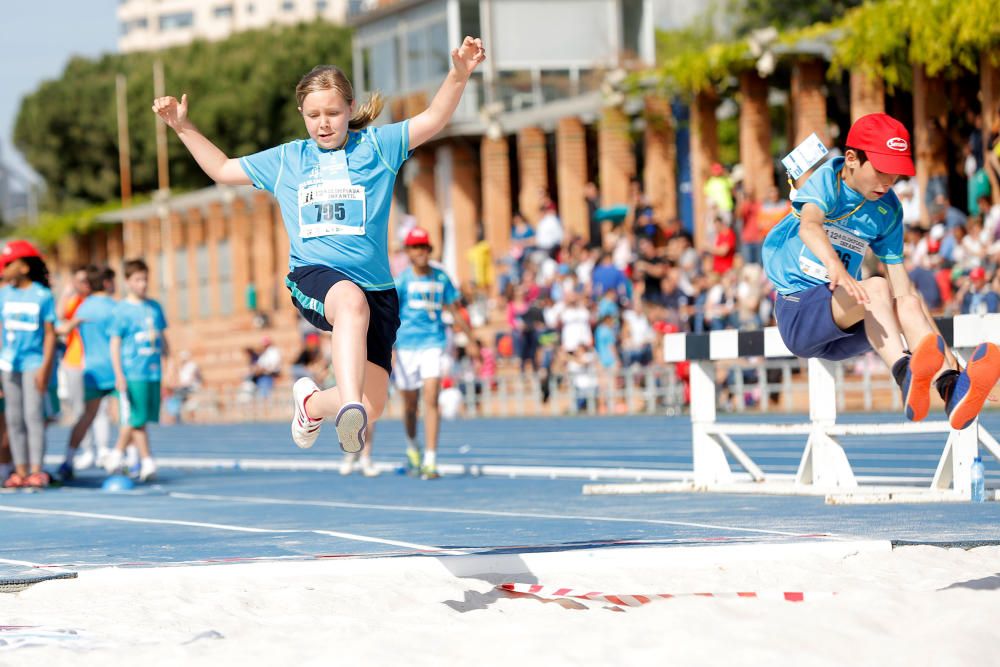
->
[145,217,162,301]
[643,95,678,223]
[518,127,549,223]
[107,226,124,275]
[122,219,143,259]
[598,106,635,207]
[691,88,720,249]
[481,136,512,267]
[556,117,588,239]
[90,228,109,265]
[982,52,1000,204]
[408,148,442,254]
[250,192,277,313]
[850,70,885,122]
[186,211,204,321]
[913,66,949,224]
[450,143,480,287]
[205,202,224,318]
[160,213,182,322]
[230,198,252,315]
[738,71,774,202]
[791,59,830,147]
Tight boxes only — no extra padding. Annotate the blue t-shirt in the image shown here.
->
[0,283,56,372]
[395,265,459,350]
[595,323,618,369]
[76,294,117,390]
[240,121,411,291]
[110,299,168,381]
[762,157,904,296]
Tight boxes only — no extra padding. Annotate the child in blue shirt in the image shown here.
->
[104,259,168,482]
[390,227,476,479]
[153,36,486,453]
[58,265,118,480]
[0,240,57,489]
[763,113,999,429]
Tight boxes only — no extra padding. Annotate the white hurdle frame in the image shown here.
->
[587,314,1000,504]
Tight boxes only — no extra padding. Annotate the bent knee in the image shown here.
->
[861,276,891,301]
[325,283,369,321]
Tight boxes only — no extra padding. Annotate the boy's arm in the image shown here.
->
[55,316,82,337]
[110,336,127,393]
[152,94,251,185]
[35,322,56,393]
[798,203,869,304]
[445,303,478,354]
[408,37,486,150]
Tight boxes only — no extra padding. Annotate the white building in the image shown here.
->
[117,0,354,53]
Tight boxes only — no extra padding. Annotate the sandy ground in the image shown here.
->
[2,541,1000,666]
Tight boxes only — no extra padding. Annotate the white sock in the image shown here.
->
[406,435,420,450]
[423,451,436,469]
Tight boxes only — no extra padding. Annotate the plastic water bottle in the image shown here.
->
[971,456,986,503]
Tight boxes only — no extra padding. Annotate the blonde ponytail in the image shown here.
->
[348,91,384,130]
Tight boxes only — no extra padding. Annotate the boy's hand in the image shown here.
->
[152,94,190,130]
[115,375,128,395]
[451,37,486,79]
[34,373,47,394]
[826,262,869,304]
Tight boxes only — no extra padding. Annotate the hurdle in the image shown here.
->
[584,314,1000,504]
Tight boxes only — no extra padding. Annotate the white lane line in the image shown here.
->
[0,556,48,568]
[0,505,463,555]
[168,492,821,538]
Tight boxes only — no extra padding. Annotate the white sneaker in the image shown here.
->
[139,457,157,482]
[103,449,124,474]
[95,448,113,469]
[72,447,96,471]
[339,453,358,476]
[291,377,324,449]
[334,402,368,454]
[125,446,140,476]
[359,457,381,478]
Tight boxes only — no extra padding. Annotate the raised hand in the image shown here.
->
[451,37,486,79]
[152,94,190,130]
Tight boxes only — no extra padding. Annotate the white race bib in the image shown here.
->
[798,226,870,281]
[298,151,367,238]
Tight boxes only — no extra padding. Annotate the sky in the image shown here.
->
[0,0,120,185]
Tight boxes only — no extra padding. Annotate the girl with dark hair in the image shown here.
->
[0,240,57,488]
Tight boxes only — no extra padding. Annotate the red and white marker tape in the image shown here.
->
[498,583,836,609]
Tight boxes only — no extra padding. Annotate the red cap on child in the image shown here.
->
[0,240,41,268]
[845,113,915,177]
[404,227,431,247]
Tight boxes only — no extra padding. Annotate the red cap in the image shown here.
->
[710,162,724,176]
[404,227,431,247]
[846,113,915,176]
[970,266,987,281]
[0,240,41,268]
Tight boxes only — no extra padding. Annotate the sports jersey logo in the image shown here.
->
[885,137,908,152]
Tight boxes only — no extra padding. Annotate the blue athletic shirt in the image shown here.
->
[762,157,904,296]
[240,121,411,291]
[395,265,459,350]
[110,298,168,381]
[0,283,55,373]
[76,294,117,390]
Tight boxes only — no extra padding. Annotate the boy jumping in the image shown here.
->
[762,113,1000,430]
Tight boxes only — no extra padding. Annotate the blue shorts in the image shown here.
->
[773,283,871,361]
[285,265,400,374]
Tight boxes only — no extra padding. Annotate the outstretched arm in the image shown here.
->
[408,37,486,151]
[152,94,251,186]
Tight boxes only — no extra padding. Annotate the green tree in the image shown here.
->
[728,0,864,36]
[14,21,353,206]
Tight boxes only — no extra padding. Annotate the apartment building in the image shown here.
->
[118,0,355,52]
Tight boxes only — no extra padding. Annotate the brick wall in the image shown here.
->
[982,52,1000,204]
[450,143,481,287]
[913,66,949,224]
[738,71,774,201]
[791,59,829,147]
[408,148,443,254]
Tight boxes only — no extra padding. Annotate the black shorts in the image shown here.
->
[285,265,400,374]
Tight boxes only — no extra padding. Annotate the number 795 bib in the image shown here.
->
[298,182,367,238]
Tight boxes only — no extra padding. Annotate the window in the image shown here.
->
[159,11,194,30]
[175,249,189,322]
[120,17,148,35]
[316,0,328,11]
[282,0,295,11]
[404,21,449,88]
[214,5,234,18]
[362,38,397,91]
[197,245,211,318]
[246,3,255,14]
[459,0,480,42]
[217,239,233,316]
